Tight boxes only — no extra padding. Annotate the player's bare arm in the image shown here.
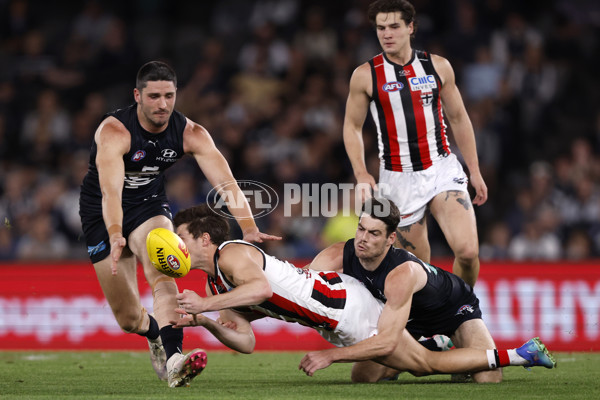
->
[305,242,345,273]
[432,54,487,206]
[299,262,423,376]
[176,244,272,314]
[183,119,281,242]
[343,64,377,201]
[171,308,259,354]
[95,117,131,275]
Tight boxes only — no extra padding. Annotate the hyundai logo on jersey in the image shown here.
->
[382,81,404,92]
[161,149,177,158]
[131,150,146,162]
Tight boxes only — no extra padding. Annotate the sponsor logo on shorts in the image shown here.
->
[409,75,437,91]
[382,81,404,92]
[87,241,106,256]
[455,304,475,315]
[453,177,467,185]
[131,150,146,162]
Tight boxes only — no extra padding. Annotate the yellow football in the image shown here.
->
[146,228,191,278]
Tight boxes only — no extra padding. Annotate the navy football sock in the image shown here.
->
[137,314,160,340]
[418,337,442,352]
[160,326,184,360]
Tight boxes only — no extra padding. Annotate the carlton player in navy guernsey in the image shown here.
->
[342,0,487,288]
[303,198,504,383]
[170,204,556,382]
[79,61,280,388]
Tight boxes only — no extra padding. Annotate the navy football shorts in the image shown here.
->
[79,195,173,264]
[406,279,483,338]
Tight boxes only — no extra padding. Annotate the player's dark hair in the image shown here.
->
[174,204,230,245]
[367,0,417,38]
[136,61,177,91]
[360,197,400,236]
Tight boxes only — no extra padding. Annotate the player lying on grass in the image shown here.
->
[298,196,554,382]
[166,204,555,382]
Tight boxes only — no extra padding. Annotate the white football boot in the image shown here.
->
[167,349,208,388]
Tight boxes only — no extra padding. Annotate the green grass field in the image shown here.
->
[0,351,597,399]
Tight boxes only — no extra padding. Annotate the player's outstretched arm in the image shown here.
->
[299,263,418,376]
[183,119,281,243]
[177,245,272,313]
[171,309,258,354]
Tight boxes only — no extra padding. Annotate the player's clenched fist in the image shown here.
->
[299,350,334,376]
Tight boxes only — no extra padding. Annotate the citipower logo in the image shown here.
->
[207,180,279,219]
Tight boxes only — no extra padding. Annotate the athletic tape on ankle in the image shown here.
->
[487,349,498,369]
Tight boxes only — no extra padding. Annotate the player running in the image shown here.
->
[79,61,279,387]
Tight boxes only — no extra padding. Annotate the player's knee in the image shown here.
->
[454,242,479,264]
[116,311,143,334]
[473,369,502,384]
[351,370,379,383]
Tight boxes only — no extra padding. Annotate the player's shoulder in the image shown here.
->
[385,259,423,288]
[95,116,130,144]
[349,62,372,84]
[220,241,262,262]
[429,53,453,74]
[182,117,214,153]
[183,117,211,139]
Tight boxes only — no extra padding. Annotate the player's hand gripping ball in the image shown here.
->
[146,228,191,278]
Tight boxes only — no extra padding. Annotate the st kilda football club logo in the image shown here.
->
[420,92,433,106]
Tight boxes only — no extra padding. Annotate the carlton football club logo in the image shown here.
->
[455,304,475,315]
[382,81,404,92]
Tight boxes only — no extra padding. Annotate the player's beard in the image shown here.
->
[144,109,170,129]
[138,100,171,129]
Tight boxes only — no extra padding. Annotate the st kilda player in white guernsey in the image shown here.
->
[343,0,487,288]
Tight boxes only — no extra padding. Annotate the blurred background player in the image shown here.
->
[342,0,486,287]
[78,61,280,387]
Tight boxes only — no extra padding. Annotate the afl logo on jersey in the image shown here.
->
[131,150,146,162]
[382,81,404,92]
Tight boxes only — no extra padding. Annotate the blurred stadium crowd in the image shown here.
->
[0,0,599,262]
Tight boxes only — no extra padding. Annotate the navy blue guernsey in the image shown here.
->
[342,239,472,333]
[80,104,187,209]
